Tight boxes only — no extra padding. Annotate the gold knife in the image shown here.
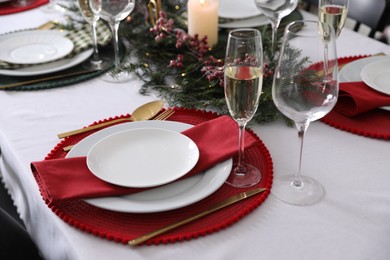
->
[128,187,267,246]
[0,69,98,89]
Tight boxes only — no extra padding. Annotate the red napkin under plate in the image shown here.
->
[334,82,390,116]
[31,115,258,203]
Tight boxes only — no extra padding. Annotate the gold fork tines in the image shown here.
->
[153,109,175,121]
[62,109,175,152]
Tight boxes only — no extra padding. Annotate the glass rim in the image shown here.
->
[228,28,261,40]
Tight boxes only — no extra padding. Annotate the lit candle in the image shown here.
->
[187,0,219,47]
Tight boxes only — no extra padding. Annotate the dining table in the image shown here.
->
[0,3,390,260]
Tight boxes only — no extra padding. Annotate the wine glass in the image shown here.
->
[90,0,135,83]
[224,29,263,188]
[77,0,110,70]
[253,0,299,55]
[319,0,349,38]
[272,20,338,206]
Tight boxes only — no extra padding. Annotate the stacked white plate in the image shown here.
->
[0,30,93,76]
[67,121,232,213]
[339,55,390,110]
[218,0,269,28]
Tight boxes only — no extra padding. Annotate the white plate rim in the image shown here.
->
[360,59,390,96]
[66,120,232,213]
[0,30,74,64]
[339,55,389,82]
[219,15,269,28]
[218,0,261,19]
[86,127,200,188]
[339,55,390,111]
[0,48,93,76]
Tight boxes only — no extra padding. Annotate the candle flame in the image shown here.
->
[200,0,205,6]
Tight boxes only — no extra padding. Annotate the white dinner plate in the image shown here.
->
[0,30,74,64]
[219,0,261,19]
[219,15,269,29]
[339,55,389,82]
[86,128,199,188]
[0,49,93,76]
[361,59,390,95]
[67,120,232,213]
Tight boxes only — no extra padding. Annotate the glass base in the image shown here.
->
[100,70,133,83]
[272,175,324,206]
[225,163,261,188]
[81,57,111,71]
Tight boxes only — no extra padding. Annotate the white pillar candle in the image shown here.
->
[187,0,219,47]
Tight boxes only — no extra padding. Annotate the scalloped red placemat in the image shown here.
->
[0,0,48,15]
[320,55,390,140]
[40,108,273,245]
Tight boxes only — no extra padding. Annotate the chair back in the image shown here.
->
[301,0,390,38]
[348,0,390,38]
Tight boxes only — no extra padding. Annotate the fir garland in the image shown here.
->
[66,0,303,124]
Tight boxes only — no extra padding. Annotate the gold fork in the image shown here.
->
[62,109,175,152]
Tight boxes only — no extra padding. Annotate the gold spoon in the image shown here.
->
[57,100,164,139]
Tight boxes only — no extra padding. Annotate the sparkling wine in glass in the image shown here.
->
[224,29,263,188]
[272,20,338,206]
[253,0,298,55]
[319,0,349,38]
[77,0,110,70]
[90,0,135,82]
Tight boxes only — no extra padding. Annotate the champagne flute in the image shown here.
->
[319,0,349,39]
[253,0,299,55]
[224,29,263,188]
[272,20,338,206]
[77,0,110,70]
[90,0,135,82]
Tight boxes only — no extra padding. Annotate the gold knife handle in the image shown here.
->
[57,117,132,139]
[0,69,97,90]
[128,188,266,246]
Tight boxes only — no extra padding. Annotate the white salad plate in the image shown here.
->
[67,120,232,213]
[218,0,261,19]
[360,59,390,96]
[339,55,389,82]
[0,49,93,76]
[86,128,200,188]
[0,30,74,64]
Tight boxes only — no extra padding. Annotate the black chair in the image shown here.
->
[301,0,390,38]
[0,182,43,259]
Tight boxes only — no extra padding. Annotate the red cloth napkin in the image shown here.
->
[334,81,390,116]
[31,115,258,203]
[0,0,48,15]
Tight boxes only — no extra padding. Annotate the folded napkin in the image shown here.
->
[0,21,111,70]
[31,115,258,203]
[334,81,390,116]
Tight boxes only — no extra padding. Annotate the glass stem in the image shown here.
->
[270,18,281,56]
[235,122,247,174]
[90,17,102,65]
[109,21,121,69]
[294,121,309,188]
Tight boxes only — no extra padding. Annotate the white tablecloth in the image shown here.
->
[1,7,390,260]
